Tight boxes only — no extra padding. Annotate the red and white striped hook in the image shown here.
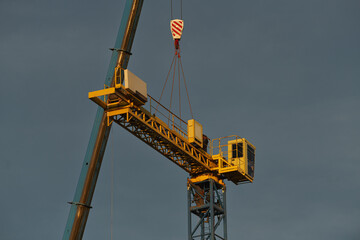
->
[170,19,184,52]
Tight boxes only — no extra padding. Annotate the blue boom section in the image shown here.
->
[62,1,134,239]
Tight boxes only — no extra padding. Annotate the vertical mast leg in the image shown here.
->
[223,189,227,240]
[62,1,143,239]
[187,177,227,240]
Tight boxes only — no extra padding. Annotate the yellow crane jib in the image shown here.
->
[88,72,255,184]
[67,1,257,238]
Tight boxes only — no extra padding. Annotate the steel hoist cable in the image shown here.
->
[179,57,193,118]
[171,0,173,19]
[170,0,183,19]
[169,53,176,113]
[178,56,181,120]
[181,0,182,19]
[156,50,194,120]
[156,0,193,121]
[156,55,176,113]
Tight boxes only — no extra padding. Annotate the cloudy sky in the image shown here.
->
[1,0,359,239]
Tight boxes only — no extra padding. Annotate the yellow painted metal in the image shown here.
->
[227,138,255,182]
[113,105,215,174]
[188,119,203,148]
[212,154,252,183]
[114,66,122,89]
[210,136,255,183]
[190,174,224,186]
[107,108,130,118]
[88,87,116,99]
[106,108,130,126]
[88,88,116,109]
[88,81,146,112]
[88,85,255,184]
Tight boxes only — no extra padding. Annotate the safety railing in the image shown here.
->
[147,95,188,139]
[210,135,243,161]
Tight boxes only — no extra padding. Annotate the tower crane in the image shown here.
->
[63,1,256,240]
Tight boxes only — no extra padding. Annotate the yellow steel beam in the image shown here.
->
[89,97,107,110]
[109,106,215,175]
[88,88,117,110]
[107,108,130,117]
[88,87,116,99]
[88,87,252,184]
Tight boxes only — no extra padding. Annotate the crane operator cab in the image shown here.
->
[227,138,255,180]
[210,136,256,183]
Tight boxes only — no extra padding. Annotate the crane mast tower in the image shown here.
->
[63,1,256,240]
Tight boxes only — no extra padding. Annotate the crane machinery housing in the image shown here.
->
[62,1,256,240]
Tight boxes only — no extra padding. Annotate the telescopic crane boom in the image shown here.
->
[62,1,143,239]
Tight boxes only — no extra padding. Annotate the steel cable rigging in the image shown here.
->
[171,0,183,20]
[65,2,256,240]
[157,0,192,120]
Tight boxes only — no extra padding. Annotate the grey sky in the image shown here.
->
[1,0,359,239]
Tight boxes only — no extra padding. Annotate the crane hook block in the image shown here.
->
[170,19,184,40]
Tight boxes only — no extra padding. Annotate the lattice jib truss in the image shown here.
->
[88,77,255,184]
